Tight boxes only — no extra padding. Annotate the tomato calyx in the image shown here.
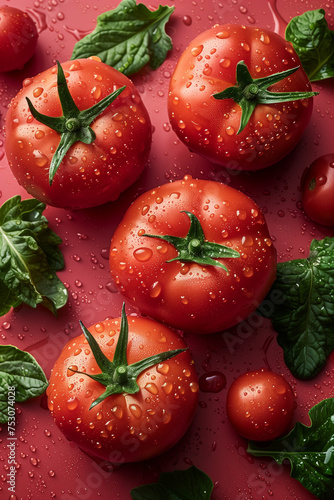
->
[69,304,187,409]
[143,210,240,272]
[25,61,126,185]
[213,60,318,134]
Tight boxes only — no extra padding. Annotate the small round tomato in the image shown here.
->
[109,176,277,334]
[5,58,151,209]
[301,154,334,226]
[226,368,296,441]
[47,306,199,463]
[168,24,316,171]
[0,6,38,72]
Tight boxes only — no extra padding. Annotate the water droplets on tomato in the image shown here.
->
[190,44,203,57]
[133,247,153,262]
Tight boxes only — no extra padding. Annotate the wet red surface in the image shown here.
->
[0,0,333,499]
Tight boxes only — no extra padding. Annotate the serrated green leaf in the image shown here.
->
[0,196,68,316]
[131,466,214,499]
[71,0,175,76]
[260,237,334,379]
[285,9,334,81]
[0,345,48,423]
[247,398,334,500]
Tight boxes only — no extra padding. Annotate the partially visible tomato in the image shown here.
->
[301,154,334,226]
[0,6,38,72]
[5,58,152,209]
[226,368,296,441]
[109,176,277,334]
[168,24,316,171]
[47,307,199,463]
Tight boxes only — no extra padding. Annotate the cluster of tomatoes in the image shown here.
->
[2,5,323,464]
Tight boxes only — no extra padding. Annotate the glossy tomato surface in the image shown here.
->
[301,154,334,226]
[109,177,277,333]
[5,58,152,209]
[168,24,314,171]
[47,315,199,463]
[226,368,296,441]
[0,5,38,72]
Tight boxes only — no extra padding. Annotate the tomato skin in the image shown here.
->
[0,6,38,72]
[47,315,199,463]
[5,58,152,209]
[168,24,313,171]
[109,176,277,334]
[226,369,296,441]
[301,154,334,227]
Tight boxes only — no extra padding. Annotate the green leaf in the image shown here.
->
[131,466,214,500]
[0,345,48,423]
[71,0,175,76]
[0,195,68,316]
[260,237,334,379]
[247,398,334,500]
[285,9,334,81]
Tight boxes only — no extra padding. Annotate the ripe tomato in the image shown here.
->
[226,368,296,441]
[0,6,38,72]
[47,308,199,463]
[5,58,152,209]
[301,154,334,226]
[109,176,277,334]
[168,24,316,171]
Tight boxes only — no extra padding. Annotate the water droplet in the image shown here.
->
[216,31,230,39]
[157,363,170,375]
[35,130,45,139]
[316,175,327,186]
[133,247,153,262]
[199,371,226,393]
[241,235,254,247]
[67,365,78,377]
[150,281,162,298]
[161,381,173,395]
[33,150,48,167]
[260,33,270,44]
[190,45,203,57]
[66,397,79,410]
[190,382,199,393]
[145,383,158,395]
[74,348,82,356]
[236,209,247,220]
[129,404,142,419]
[112,406,123,419]
[33,87,43,98]
[183,15,192,26]
[243,266,254,278]
[226,126,235,136]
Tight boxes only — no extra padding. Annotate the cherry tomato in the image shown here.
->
[0,6,38,72]
[226,368,296,441]
[168,24,315,171]
[5,58,152,209]
[301,154,334,226]
[47,309,199,463]
[109,176,277,334]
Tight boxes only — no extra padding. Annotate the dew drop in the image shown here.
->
[91,86,102,99]
[129,404,142,419]
[33,150,48,167]
[33,87,43,97]
[216,31,230,39]
[67,365,78,377]
[183,15,192,25]
[241,235,254,247]
[112,406,123,419]
[199,371,226,393]
[161,381,173,395]
[219,58,231,68]
[157,363,170,375]
[94,323,105,333]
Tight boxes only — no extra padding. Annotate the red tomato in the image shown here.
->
[109,176,277,334]
[168,24,315,171]
[301,154,334,226]
[5,58,152,209]
[226,368,296,441]
[0,6,38,72]
[47,313,199,463]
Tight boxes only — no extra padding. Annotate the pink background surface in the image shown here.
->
[0,0,333,499]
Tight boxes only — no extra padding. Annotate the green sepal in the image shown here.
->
[143,210,240,273]
[69,303,187,409]
[26,61,125,184]
[213,61,318,133]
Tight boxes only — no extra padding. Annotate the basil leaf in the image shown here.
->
[260,237,334,379]
[247,398,334,500]
[0,345,48,423]
[0,195,68,316]
[130,466,214,499]
[285,9,334,81]
[71,0,175,76]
